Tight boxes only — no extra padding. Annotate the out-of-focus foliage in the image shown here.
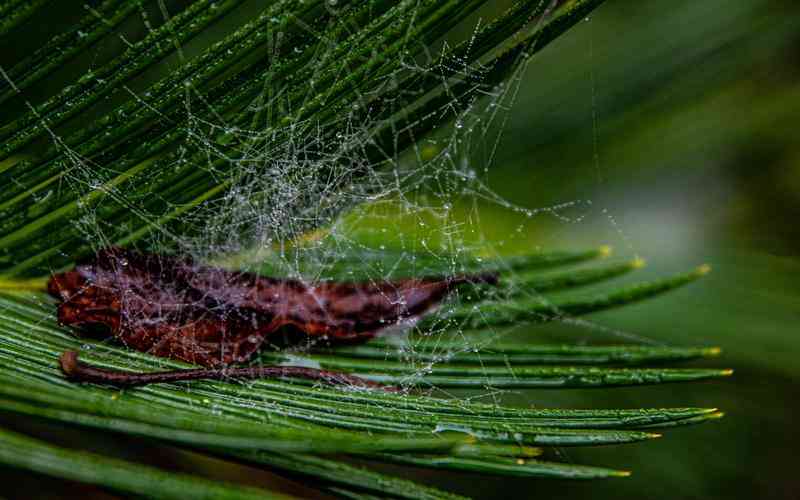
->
[455,0,799,498]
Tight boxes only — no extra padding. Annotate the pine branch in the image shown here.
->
[0,1,730,497]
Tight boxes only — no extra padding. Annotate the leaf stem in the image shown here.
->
[59,350,398,391]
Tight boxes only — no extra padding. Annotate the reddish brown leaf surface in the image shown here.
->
[48,247,497,369]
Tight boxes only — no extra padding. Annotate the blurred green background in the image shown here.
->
[466,0,800,498]
[2,0,799,498]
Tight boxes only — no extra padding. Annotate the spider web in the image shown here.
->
[3,0,649,406]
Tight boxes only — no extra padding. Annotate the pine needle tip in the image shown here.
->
[598,245,613,258]
[695,263,712,276]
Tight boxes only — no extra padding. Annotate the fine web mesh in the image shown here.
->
[0,1,651,409]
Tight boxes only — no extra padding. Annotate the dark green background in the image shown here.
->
[472,0,800,498]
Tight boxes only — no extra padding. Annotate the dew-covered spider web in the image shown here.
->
[1,0,668,407]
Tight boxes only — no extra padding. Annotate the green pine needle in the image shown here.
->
[0,426,290,499]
